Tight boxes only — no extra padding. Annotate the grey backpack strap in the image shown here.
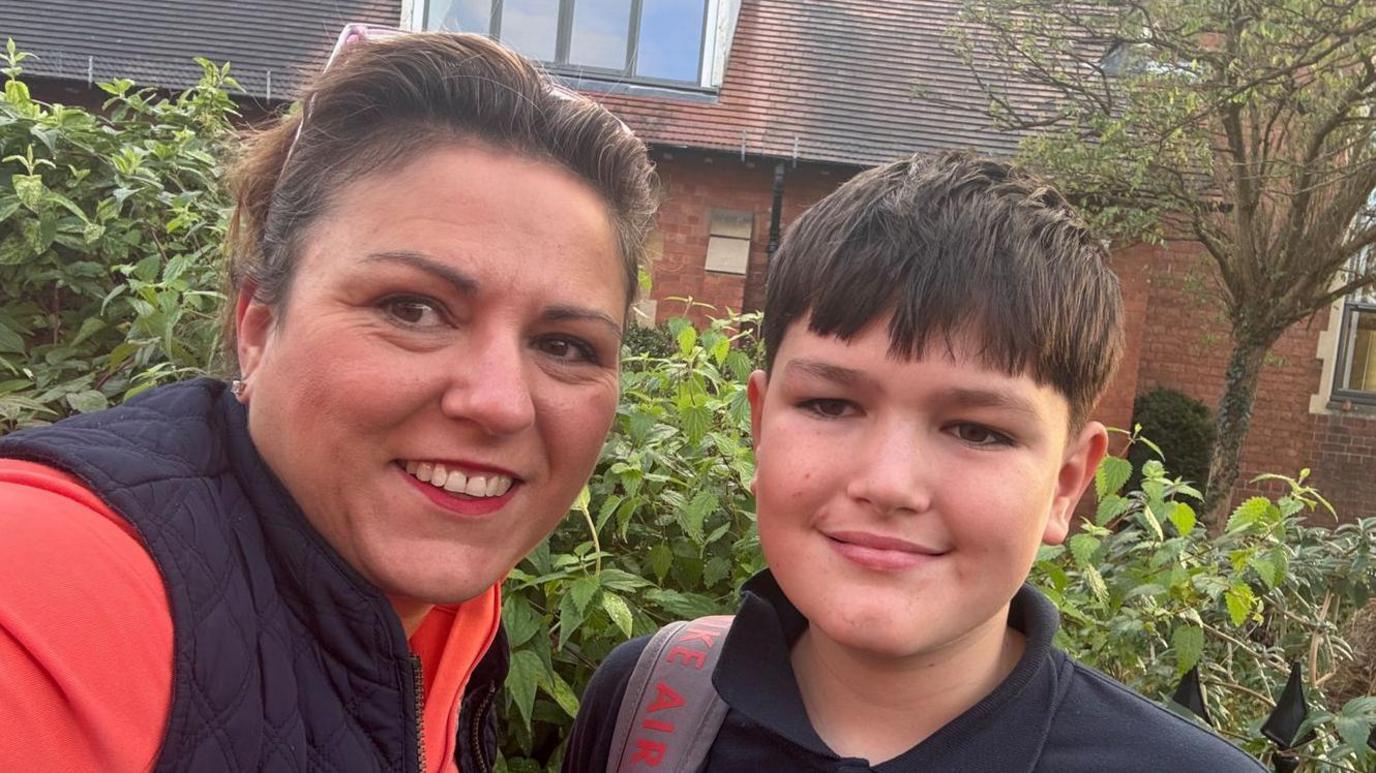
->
[606,615,734,773]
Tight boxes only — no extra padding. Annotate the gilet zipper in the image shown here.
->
[411,654,427,773]
[467,682,499,773]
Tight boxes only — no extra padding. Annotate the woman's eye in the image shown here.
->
[952,423,1012,447]
[801,398,853,418]
[382,297,446,328]
[536,336,600,365]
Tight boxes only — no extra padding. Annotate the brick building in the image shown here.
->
[7,0,1373,517]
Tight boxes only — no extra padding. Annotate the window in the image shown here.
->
[1334,250,1376,403]
[425,0,711,86]
[705,210,753,275]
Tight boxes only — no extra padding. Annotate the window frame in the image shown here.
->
[426,0,714,89]
[1332,298,1376,406]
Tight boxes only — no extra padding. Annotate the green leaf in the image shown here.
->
[1226,496,1271,534]
[0,197,20,223]
[1335,697,1376,762]
[648,543,673,582]
[572,484,591,516]
[69,317,106,347]
[501,595,542,649]
[676,324,697,356]
[12,174,44,210]
[595,494,623,532]
[1095,456,1132,501]
[1068,533,1100,566]
[568,575,599,615]
[65,389,108,414]
[543,668,581,719]
[505,649,544,729]
[725,349,754,381]
[678,488,716,545]
[1248,554,1280,589]
[556,589,586,649]
[643,588,719,619]
[1224,583,1255,627]
[1095,494,1131,525]
[597,568,650,593]
[681,405,711,444]
[0,322,24,354]
[1171,624,1205,674]
[1083,564,1109,604]
[0,236,27,265]
[600,592,634,638]
[1168,502,1196,537]
[710,334,730,365]
[1139,503,1165,541]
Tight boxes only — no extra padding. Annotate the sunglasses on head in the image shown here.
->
[284,23,631,165]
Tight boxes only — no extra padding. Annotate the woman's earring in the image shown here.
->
[230,379,247,402]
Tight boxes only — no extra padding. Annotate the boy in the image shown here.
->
[564,151,1264,772]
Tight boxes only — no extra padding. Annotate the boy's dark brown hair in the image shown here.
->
[221,32,657,370]
[762,150,1124,427]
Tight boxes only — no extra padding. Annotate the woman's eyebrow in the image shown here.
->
[542,305,624,340]
[362,251,622,339]
[362,250,478,296]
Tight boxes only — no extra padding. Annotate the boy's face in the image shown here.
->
[747,317,1106,661]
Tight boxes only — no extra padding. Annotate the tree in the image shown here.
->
[944,0,1376,523]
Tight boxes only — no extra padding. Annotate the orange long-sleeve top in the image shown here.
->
[0,459,500,773]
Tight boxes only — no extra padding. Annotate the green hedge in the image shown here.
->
[1129,387,1216,497]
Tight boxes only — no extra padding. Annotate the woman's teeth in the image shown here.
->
[403,461,513,497]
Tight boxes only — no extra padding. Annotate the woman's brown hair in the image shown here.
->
[221,32,657,370]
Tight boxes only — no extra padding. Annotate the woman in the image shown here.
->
[0,28,656,773]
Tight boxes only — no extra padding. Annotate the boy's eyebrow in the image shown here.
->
[784,358,870,386]
[940,387,1042,419]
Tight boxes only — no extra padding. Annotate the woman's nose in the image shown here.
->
[438,335,536,436]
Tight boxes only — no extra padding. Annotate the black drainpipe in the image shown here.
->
[767,161,786,256]
[749,161,787,312]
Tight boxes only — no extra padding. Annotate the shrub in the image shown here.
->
[1128,387,1216,496]
[497,313,763,770]
[620,322,675,361]
[1047,435,1376,769]
[0,42,235,431]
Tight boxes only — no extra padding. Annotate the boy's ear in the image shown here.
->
[235,282,275,391]
[746,370,769,494]
[1042,420,1109,546]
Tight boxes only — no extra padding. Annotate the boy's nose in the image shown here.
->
[845,424,934,516]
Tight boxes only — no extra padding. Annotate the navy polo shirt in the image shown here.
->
[563,571,1266,773]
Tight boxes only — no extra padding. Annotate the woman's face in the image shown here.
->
[236,145,625,611]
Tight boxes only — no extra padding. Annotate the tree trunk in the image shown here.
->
[1202,335,1272,525]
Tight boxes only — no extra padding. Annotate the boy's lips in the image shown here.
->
[824,530,947,571]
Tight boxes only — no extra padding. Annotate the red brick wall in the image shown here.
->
[644,150,854,324]
[1128,240,1376,521]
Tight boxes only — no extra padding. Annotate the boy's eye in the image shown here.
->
[801,398,854,418]
[951,423,1013,447]
[535,335,601,366]
[381,296,447,328]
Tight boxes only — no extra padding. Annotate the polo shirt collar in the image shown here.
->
[711,569,1063,770]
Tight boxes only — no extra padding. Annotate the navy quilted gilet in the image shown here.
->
[0,378,507,772]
